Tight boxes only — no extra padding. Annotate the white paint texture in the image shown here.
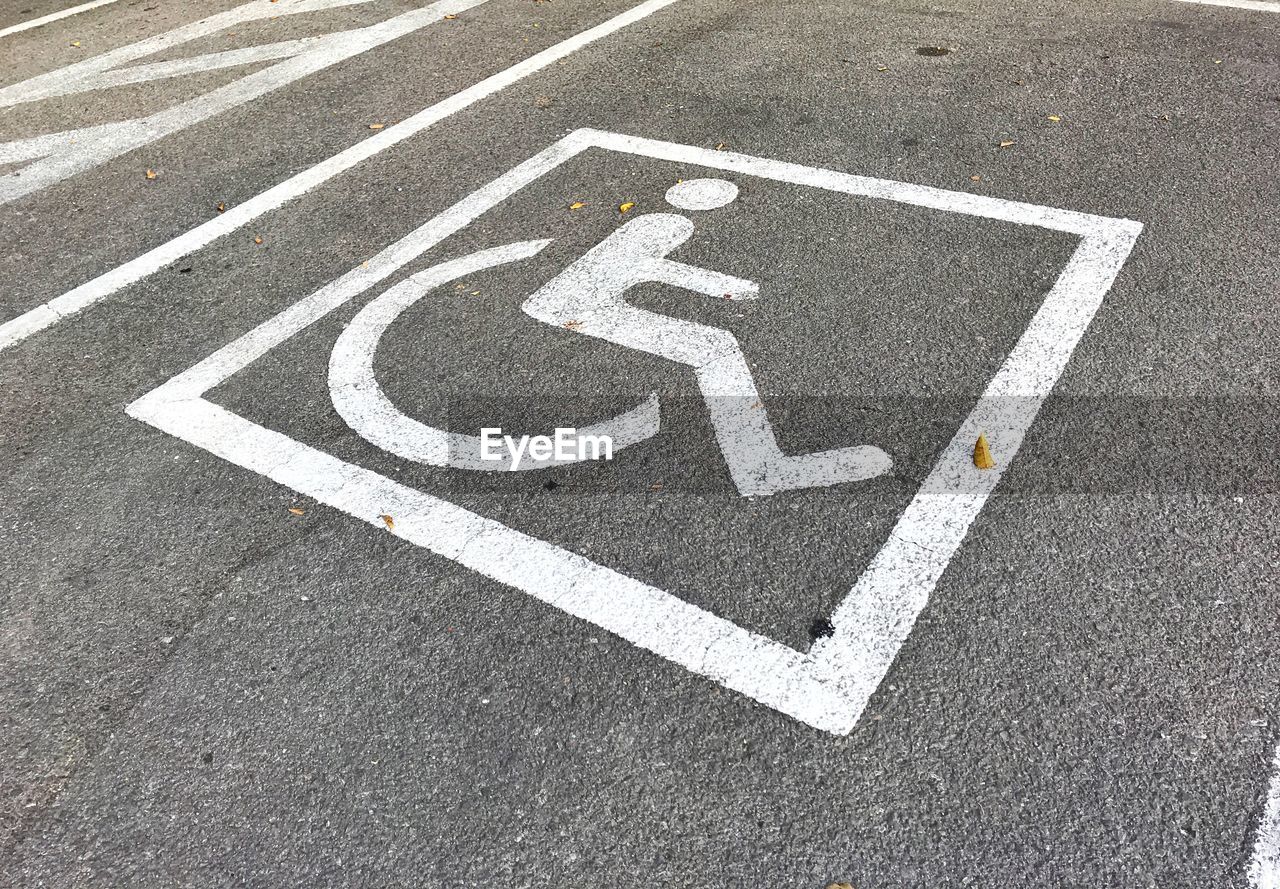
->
[665,177,739,211]
[128,130,1142,733]
[0,0,487,205]
[0,0,123,38]
[0,0,686,354]
[1253,742,1280,888]
[1174,0,1280,12]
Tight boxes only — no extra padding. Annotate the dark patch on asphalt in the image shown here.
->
[808,616,835,641]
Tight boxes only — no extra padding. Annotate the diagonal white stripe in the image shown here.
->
[0,0,124,39]
[1173,0,1280,12]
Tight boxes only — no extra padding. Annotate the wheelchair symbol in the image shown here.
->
[328,177,892,497]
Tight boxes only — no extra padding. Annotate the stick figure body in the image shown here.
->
[522,178,891,495]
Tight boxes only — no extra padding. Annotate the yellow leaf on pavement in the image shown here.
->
[569,201,586,210]
[973,433,996,470]
[380,514,395,529]
[619,201,635,213]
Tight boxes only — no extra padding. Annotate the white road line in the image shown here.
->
[128,128,1141,733]
[0,0,685,355]
[0,0,123,38]
[1173,0,1280,12]
[0,0,374,104]
[0,0,487,205]
[1252,743,1280,888]
[57,37,329,94]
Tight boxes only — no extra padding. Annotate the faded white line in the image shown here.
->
[1174,0,1280,11]
[0,0,123,38]
[0,0,375,104]
[57,37,329,94]
[0,0,487,204]
[1252,742,1280,888]
[0,0,685,354]
[128,129,1141,733]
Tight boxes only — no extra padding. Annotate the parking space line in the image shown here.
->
[1253,744,1280,888]
[0,0,685,355]
[1173,0,1280,12]
[0,0,123,38]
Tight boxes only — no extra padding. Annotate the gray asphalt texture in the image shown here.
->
[2,0,1279,886]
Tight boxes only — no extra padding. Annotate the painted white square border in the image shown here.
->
[127,129,1141,734]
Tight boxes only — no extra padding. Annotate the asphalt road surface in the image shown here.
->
[2,0,1279,886]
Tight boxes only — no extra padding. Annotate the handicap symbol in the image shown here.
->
[329,177,892,496]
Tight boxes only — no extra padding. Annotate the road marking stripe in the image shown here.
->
[48,37,329,95]
[0,0,123,38]
[1253,743,1280,888]
[0,0,488,205]
[0,0,374,102]
[0,0,684,354]
[1173,0,1280,12]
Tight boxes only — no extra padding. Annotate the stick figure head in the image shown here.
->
[664,178,739,211]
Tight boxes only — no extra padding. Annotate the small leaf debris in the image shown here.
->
[569,201,586,210]
[253,235,263,245]
[973,433,996,470]
[1047,114,1062,122]
[216,201,226,213]
[619,201,635,213]
[563,319,583,329]
[368,122,385,130]
[144,169,157,180]
[380,514,395,530]
[288,507,305,516]
[999,140,1016,148]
